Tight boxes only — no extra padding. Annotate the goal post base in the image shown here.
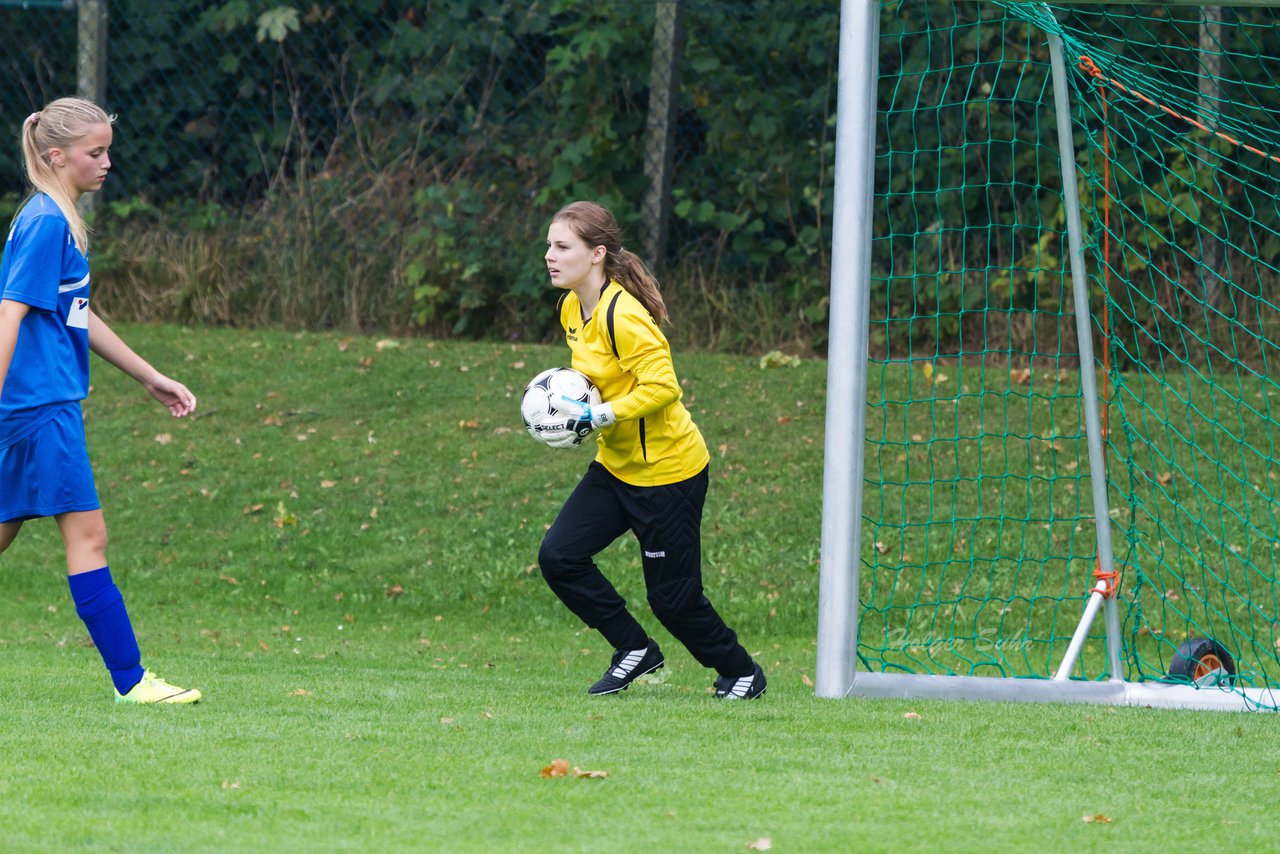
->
[840,672,1280,712]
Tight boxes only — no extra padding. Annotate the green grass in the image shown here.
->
[1,325,1276,851]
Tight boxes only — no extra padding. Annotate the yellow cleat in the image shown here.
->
[114,671,202,705]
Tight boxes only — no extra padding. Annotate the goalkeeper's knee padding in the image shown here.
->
[648,577,702,621]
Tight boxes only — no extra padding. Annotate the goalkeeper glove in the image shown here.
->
[541,428,582,449]
[558,396,617,435]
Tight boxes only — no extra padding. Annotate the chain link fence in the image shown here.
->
[0,1,838,346]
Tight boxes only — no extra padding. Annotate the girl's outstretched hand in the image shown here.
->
[144,374,197,417]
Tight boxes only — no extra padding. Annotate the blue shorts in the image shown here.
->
[0,403,100,524]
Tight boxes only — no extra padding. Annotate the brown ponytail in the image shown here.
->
[551,201,669,325]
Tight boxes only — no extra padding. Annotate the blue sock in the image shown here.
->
[67,566,145,695]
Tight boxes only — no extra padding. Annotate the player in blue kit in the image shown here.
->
[0,98,201,704]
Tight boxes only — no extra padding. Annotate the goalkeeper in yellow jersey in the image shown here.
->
[537,200,765,699]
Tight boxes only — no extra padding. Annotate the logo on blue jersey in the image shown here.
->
[67,297,90,329]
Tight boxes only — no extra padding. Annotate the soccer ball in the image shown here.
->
[520,367,601,446]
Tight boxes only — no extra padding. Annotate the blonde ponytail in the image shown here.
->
[20,97,114,254]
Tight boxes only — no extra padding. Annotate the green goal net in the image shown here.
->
[857,0,1280,706]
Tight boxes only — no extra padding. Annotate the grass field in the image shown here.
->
[1,324,1276,852]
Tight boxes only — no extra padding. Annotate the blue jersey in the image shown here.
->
[0,194,91,449]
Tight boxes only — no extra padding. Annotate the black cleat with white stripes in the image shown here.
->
[714,661,767,700]
[588,640,665,695]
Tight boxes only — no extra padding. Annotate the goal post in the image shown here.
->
[815,0,881,699]
[817,0,1280,711]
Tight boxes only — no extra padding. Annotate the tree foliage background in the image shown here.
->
[0,1,1277,357]
[0,0,840,350]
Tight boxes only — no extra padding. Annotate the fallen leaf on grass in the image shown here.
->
[745,838,773,851]
[221,780,241,790]
[802,673,814,687]
[1082,814,1113,823]
[540,759,608,779]
[385,584,404,598]
[540,759,571,778]
[155,433,172,445]
[291,688,311,697]
[759,350,800,369]
[903,711,922,720]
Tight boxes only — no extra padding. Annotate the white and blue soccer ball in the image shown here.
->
[520,367,601,446]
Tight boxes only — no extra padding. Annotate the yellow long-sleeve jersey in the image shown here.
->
[559,281,710,486]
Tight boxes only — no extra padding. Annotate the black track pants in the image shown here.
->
[538,461,753,677]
